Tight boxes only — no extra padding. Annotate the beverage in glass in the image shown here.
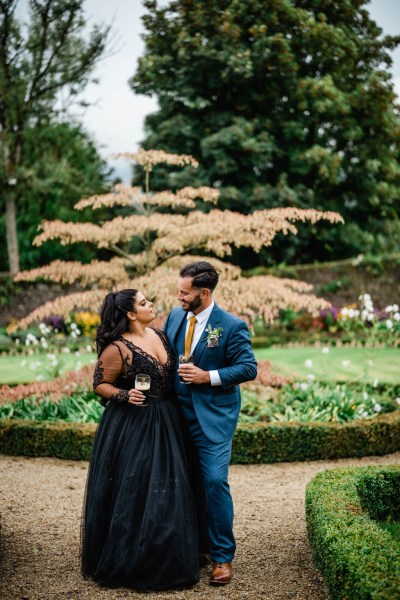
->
[135,374,151,405]
[178,354,194,384]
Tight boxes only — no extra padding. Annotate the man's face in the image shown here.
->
[177,277,203,313]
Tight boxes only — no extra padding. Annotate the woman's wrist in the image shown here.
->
[110,389,129,403]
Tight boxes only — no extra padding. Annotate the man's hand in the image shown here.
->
[178,364,210,385]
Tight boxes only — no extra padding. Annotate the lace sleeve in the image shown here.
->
[93,343,129,405]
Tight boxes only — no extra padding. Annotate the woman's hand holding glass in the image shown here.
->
[128,374,151,406]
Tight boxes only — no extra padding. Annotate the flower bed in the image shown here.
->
[306,465,400,599]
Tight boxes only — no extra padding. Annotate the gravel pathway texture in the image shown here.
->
[1,451,400,600]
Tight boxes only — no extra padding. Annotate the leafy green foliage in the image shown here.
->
[0,122,112,270]
[240,382,394,424]
[2,411,400,463]
[131,0,400,265]
[306,466,400,599]
[356,471,400,522]
[0,392,101,423]
[0,0,111,272]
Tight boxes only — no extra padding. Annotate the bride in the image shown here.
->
[81,288,206,590]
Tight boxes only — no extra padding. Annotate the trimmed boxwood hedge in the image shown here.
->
[1,410,400,462]
[306,465,400,599]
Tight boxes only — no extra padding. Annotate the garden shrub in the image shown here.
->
[356,471,400,522]
[1,411,400,463]
[306,465,400,599]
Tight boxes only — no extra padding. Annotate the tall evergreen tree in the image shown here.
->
[131,0,400,265]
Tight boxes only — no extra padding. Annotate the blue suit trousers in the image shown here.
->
[180,395,236,563]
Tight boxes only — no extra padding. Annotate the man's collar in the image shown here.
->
[187,300,214,324]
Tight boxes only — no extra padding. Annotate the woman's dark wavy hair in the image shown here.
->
[95,289,138,356]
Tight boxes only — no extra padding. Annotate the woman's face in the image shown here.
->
[130,291,155,324]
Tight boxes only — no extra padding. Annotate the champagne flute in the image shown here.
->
[178,354,194,384]
[135,374,151,406]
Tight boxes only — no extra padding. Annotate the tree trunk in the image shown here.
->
[5,188,20,274]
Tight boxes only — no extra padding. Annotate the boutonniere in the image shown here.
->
[203,324,223,348]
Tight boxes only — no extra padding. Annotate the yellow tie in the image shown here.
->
[184,316,197,358]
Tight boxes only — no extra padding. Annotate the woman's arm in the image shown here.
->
[93,343,146,406]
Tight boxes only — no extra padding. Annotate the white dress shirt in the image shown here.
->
[185,301,222,386]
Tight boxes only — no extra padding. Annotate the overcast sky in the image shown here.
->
[75,0,400,181]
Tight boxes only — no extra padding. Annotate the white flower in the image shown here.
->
[396,398,400,406]
[307,374,315,382]
[62,347,71,353]
[367,313,375,321]
[342,360,350,367]
[374,403,382,412]
[386,319,393,330]
[373,378,379,388]
[71,331,77,338]
[300,382,308,391]
[363,392,369,400]
[394,312,400,321]
[36,374,45,381]
[305,359,313,368]
[385,305,393,313]
[86,345,92,353]
[47,353,56,360]
[352,254,364,266]
[341,307,349,317]
[15,338,20,346]
[75,351,80,356]
[322,347,330,354]
[392,304,399,312]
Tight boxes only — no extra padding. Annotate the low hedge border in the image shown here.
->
[1,410,400,462]
[305,465,400,599]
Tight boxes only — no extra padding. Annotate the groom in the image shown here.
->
[164,261,257,585]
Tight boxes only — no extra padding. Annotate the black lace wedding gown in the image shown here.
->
[81,330,203,590]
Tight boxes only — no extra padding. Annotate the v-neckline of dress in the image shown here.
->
[119,330,169,367]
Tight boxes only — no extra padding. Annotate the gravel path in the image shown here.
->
[1,452,400,600]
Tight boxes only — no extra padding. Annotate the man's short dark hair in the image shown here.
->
[180,261,219,291]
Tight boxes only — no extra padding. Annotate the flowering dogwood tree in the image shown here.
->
[14,150,344,329]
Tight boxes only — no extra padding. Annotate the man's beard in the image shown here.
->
[183,294,202,313]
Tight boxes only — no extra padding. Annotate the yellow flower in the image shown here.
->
[73,311,100,336]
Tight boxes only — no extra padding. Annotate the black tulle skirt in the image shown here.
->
[81,395,202,590]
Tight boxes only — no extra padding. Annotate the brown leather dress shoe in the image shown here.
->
[210,562,232,585]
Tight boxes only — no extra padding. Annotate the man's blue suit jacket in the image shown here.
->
[164,303,258,443]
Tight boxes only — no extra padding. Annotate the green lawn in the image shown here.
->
[254,346,400,384]
[1,346,400,386]
[0,353,97,385]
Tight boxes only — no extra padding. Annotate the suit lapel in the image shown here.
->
[169,309,187,349]
[194,304,223,364]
